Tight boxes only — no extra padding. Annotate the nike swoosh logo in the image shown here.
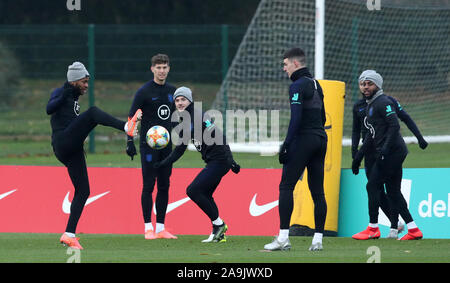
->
[0,189,17,200]
[249,194,279,217]
[153,197,191,215]
[62,191,110,214]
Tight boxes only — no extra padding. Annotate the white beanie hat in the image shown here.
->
[67,62,90,82]
[174,86,193,102]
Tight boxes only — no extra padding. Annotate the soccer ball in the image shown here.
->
[146,126,170,149]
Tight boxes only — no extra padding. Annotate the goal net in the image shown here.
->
[212,0,450,148]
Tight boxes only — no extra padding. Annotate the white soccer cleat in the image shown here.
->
[308,242,323,251]
[398,222,405,234]
[387,229,399,239]
[201,234,215,243]
[264,237,291,251]
[201,233,226,243]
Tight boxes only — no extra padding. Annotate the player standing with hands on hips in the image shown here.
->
[126,54,178,239]
[264,48,328,251]
[47,62,142,249]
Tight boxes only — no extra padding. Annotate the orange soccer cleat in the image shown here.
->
[399,227,423,240]
[144,229,157,240]
[126,109,143,137]
[60,233,84,250]
[352,226,381,240]
[156,229,178,239]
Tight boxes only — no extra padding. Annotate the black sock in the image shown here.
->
[278,190,294,230]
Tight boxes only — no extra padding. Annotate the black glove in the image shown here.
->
[278,142,289,164]
[351,159,361,175]
[126,140,137,160]
[352,150,364,175]
[351,147,358,159]
[418,137,428,150]
[231,160,240,174]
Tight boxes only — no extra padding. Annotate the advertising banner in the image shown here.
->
[2,165,449,239]
[338,168,450,239]
[0,165,282,236]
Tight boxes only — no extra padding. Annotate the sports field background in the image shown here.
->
[1,79,449,169]
[1,1,449,262]
[1,234,449,263]
[1,83,449,263]
[1,78,450,263]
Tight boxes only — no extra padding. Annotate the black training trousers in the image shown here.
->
[366,149,413,228]
[279,134,327,233]
[52,106,125,233]
[140,144,173,224]
[186,159,231,222]
[364,151,399,228]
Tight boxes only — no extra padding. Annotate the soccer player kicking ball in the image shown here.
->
[264,48,328,252]
[47,62,142,249]
[153,87,241,243]
[352,71,423,241]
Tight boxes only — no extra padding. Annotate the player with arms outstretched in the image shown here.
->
[154,87,241,243]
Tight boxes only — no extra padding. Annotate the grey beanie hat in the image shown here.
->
[359,70,383,89]
[359,69,376,82]
[174,86,193,102]
[67,62,90,82]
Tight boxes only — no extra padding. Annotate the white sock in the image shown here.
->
[368,223,378,228]
[407,221,417,230]
[65,232,76,238]
[124,121,129,132]
[212,217,223,226]
[155,223,165,234]
[144,223,153,232]
[312,233,323,245]
[278,229,289,242]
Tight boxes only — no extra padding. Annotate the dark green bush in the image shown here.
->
[0,41,21,107]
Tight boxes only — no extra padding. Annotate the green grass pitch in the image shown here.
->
[0,233,449,263]
[1,144,450,263]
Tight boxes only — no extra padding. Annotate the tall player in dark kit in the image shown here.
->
[265,48,328,251]
[126,54,178,239]
[47,62,141,249]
